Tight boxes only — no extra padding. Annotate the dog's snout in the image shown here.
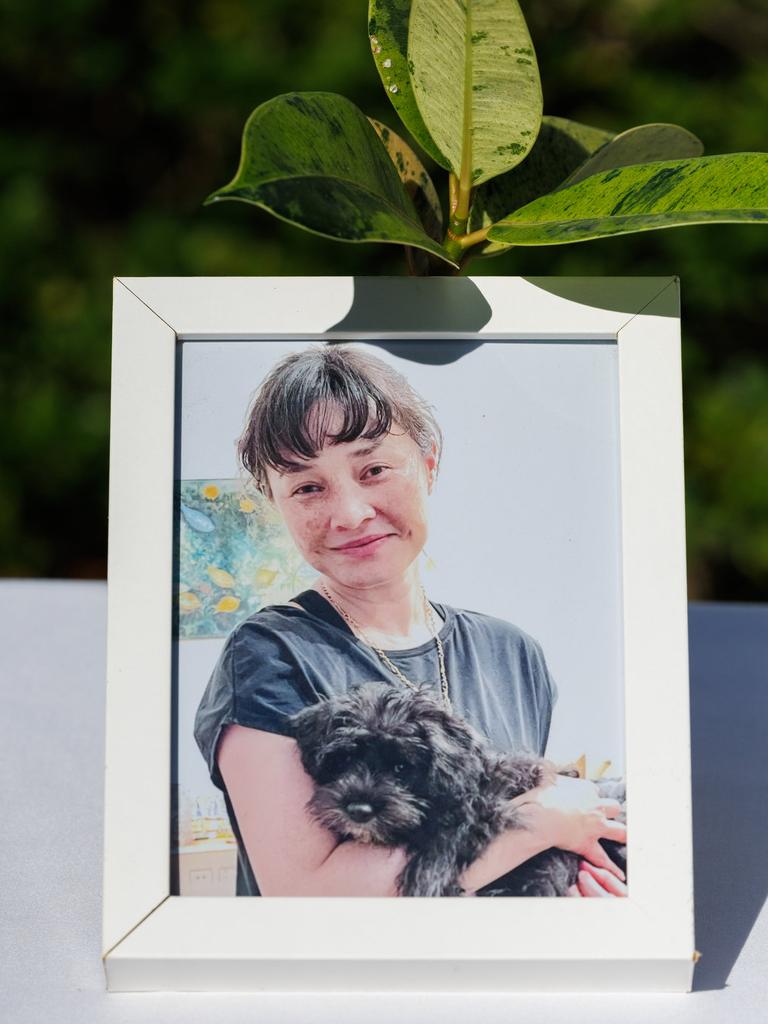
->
[345,801,375,822]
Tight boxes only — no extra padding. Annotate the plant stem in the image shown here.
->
[445,176,476,261]
[457,226,489,249]
[443,176,487,264]
[443,233,463,264]
[449,172,459,217]
[448,180,473,234]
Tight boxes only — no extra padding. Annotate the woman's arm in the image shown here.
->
[218,724,408,896]
[460,775,627,894]
[219,726,625,896]
[457,816,554,893]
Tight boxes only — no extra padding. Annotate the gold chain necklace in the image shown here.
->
[319,582,452,712]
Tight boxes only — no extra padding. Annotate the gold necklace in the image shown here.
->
[319,582,452,712]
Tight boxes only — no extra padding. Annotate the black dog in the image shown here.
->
[291,682,626,897]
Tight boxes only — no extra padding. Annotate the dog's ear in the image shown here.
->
[418,701,489,796]
[290,698,335,776]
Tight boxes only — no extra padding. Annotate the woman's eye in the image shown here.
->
[365,465,388,479]
[293,483,321,496]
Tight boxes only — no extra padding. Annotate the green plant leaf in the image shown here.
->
[205,92,458,267]
[469,115,615,256]
[368,117,444,241]
[408,0,542,188]
[471,120,703,259]
[560,123,704,188]
[486,153,768,246]
[368,0,449,168]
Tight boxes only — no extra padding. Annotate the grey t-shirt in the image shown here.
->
[193,589,558,895]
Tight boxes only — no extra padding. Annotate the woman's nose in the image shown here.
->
[328,483,375,531]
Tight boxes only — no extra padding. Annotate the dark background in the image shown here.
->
[1,0,766,598]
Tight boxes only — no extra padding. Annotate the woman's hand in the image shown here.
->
[567,860,628,897]
[514,774,627,883]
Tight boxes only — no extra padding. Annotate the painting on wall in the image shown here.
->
[176,478,316,640]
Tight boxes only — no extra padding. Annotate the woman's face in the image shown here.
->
[266,409,436,592]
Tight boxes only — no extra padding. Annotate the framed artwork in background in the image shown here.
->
[102,275,695,991]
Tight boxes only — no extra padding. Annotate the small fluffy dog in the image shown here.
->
[291,682,626,897]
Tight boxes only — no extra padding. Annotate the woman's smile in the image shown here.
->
[331,532,398,557]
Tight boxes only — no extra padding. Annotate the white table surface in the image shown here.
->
[1,580,766,1020]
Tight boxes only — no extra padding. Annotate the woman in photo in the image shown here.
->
[194,344,627,897]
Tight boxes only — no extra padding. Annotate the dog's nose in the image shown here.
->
[346,801,374,822]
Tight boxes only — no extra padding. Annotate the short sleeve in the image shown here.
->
[193,621,320,791]
[527,638,559,756]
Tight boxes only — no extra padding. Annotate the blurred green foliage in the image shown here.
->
[1,0,766,597]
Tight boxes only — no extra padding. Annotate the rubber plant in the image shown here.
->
[205,0,768,275]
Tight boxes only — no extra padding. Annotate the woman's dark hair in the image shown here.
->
[238,345,443,497]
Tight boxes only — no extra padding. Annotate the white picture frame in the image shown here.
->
[102,275,695,992]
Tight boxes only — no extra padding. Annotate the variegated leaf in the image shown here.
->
[486,153,768,246]
[368,0,449,167]
[408,0,542,187]
[206,92,457,267]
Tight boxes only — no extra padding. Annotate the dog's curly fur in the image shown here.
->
[291,682,626,897]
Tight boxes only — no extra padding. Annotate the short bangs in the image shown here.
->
[238,345,442,496]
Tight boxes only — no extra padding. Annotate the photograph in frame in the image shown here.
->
[103,276,694,992]
[172,337,627,899]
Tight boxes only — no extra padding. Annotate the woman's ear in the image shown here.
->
[425,441,439,493]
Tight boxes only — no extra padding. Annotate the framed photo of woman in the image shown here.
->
[102,276,695,992]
